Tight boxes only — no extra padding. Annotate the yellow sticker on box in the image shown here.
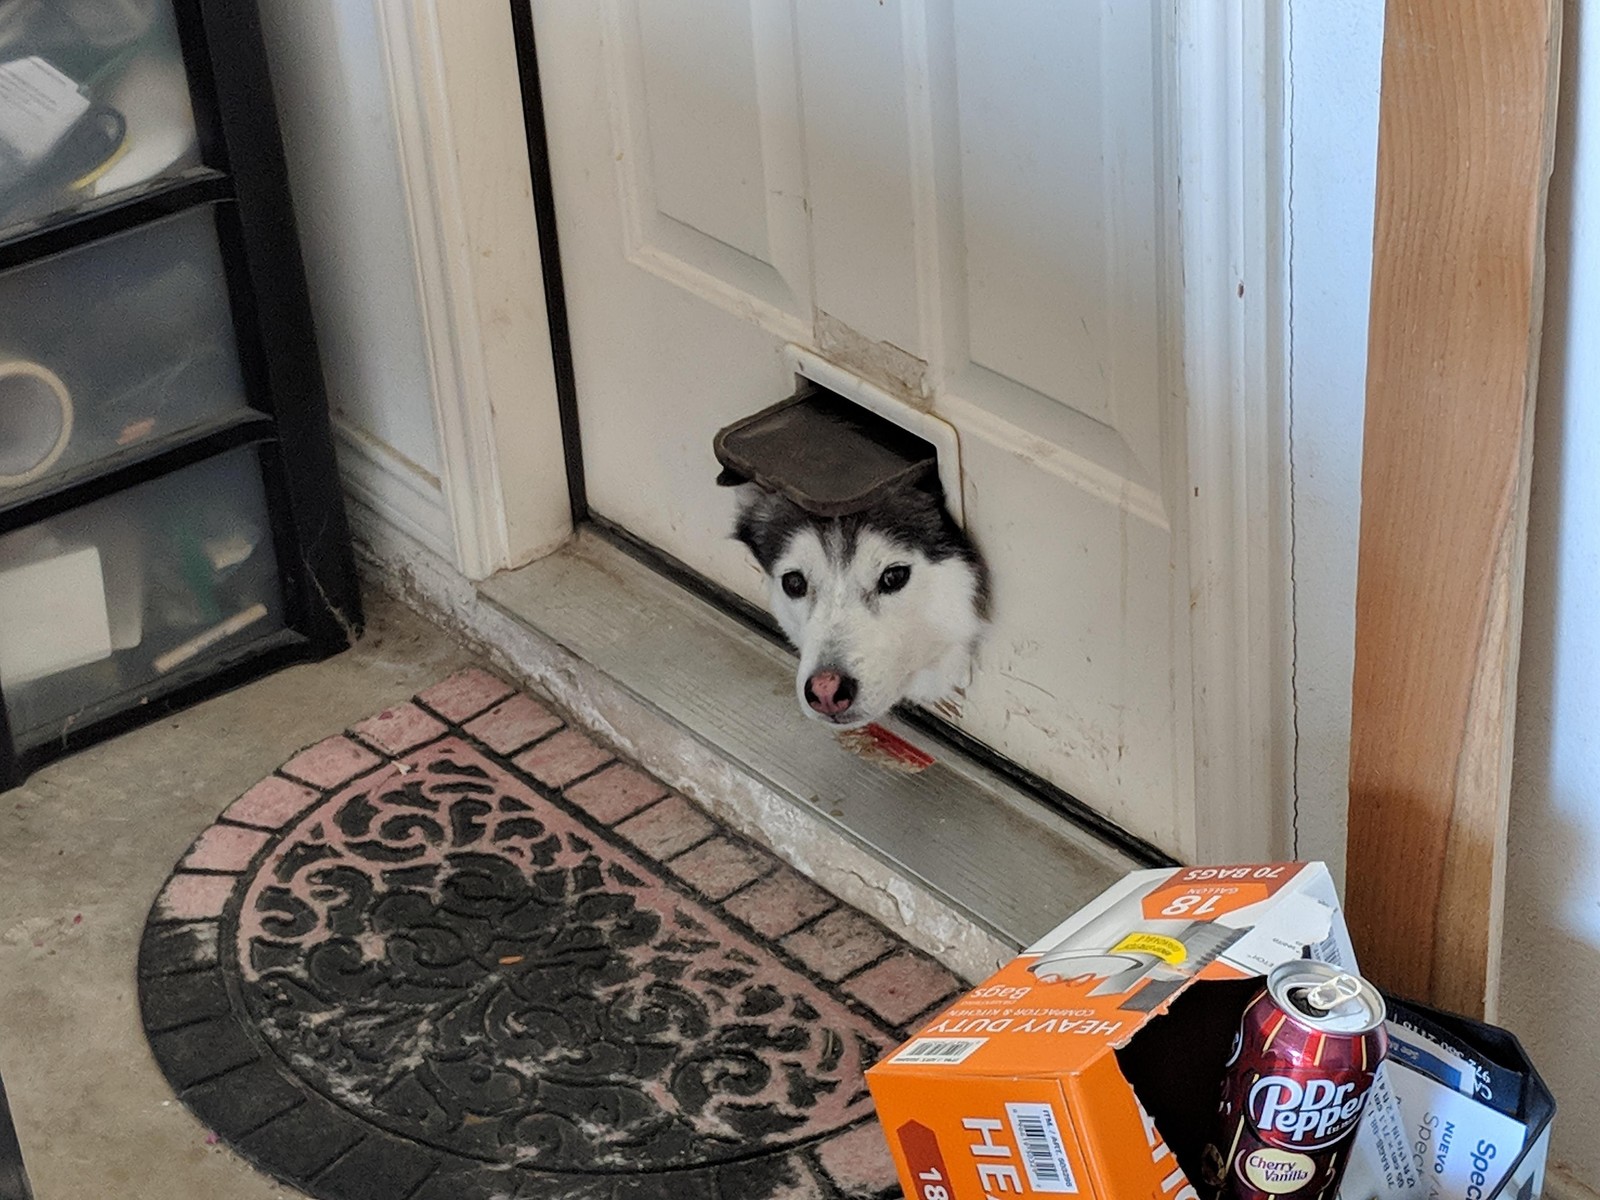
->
[1110,932,1188,965]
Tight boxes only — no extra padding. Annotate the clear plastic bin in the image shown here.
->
[0,0,202,235]
[0,204,248,490]
[0,445,285,741]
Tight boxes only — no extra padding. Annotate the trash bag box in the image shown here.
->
[865,863,1554,1200]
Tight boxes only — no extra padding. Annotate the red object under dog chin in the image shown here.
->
[838,723,936,773]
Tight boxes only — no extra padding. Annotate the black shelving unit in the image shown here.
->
[0,0,359,789]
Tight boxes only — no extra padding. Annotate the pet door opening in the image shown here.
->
[713,382,941,518]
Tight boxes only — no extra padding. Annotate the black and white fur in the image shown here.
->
[728,477,990,728]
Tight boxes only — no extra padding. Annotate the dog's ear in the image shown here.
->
[730,485,806,572]
[908,463,947,502]
[716,466,747,487]
[878,465,949,517]
[731,484,773,565]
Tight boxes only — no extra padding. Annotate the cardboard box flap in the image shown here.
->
[874,863,1348,1081]
[875,965,1137,1079]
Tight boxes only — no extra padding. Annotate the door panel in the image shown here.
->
[943,0,1163,480]
[795,0,923,356]
[954,2,1114,420]
[534,0,1191,854]
[638,0,770,263]
[605,0,810,329]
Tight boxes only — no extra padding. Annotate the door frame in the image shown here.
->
[377,0,1293,864]
[372,0,573,580]
[1171,3,1293,862]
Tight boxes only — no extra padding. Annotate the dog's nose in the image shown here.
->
[805,670,857,716]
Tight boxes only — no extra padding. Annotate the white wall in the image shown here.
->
[1287,0,1599,1189]
[255,0,454,558]
[1500,1,1600,1190]
[1284,0,1384,884]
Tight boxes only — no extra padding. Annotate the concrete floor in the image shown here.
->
[0,590,475,1199]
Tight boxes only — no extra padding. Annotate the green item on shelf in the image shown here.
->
[173,518,223,626]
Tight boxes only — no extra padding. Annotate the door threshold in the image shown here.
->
[592,514,1178,872]
[468,527,1144,980]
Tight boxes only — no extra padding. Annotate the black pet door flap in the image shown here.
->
[713,383,939,518]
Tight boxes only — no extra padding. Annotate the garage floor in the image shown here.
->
[0,591,473,1199]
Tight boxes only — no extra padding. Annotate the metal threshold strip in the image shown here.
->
[478,528,1144,977]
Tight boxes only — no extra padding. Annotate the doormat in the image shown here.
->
[139,669,963,1200]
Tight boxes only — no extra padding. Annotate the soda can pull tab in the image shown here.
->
[1305,973,1363,1013]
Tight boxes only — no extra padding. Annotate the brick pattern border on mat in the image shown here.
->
[140,669,965,1200]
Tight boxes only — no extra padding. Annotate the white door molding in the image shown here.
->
[373,0,572,580]
[1172,1,1293,861]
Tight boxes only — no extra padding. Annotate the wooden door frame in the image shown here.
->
[376,0,1296,865]
[1345,0,1563,1020]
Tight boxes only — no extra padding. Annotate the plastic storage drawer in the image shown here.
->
[0,203,249,492]
[0,444,284,744]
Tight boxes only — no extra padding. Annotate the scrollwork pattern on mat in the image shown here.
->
[232,740,887,1171]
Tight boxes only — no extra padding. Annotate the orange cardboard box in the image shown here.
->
[866,862,1356,1200]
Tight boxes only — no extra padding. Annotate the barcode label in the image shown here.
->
[1309,933,1346,967]
[1005,1103,1077,1194]
[891,1037,987,1066]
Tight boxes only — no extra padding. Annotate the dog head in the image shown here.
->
[727,478,990,727]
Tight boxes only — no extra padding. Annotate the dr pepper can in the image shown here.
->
[1209,959,1388,1200]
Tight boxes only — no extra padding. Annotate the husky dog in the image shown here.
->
[728,478,990,728]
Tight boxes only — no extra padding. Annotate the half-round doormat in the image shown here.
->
[139,669,962,1200]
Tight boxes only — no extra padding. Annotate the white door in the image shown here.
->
[532,0,1197,857]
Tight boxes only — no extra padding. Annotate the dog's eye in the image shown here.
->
[878,565,911,594]
[781,570,808,598]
